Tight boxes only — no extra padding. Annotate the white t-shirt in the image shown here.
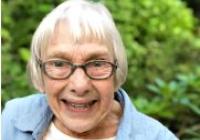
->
[43,122,116,140]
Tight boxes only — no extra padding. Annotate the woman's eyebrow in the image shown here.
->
[46,51,71,60]
[85,52,111,61]
[45,47,112,61]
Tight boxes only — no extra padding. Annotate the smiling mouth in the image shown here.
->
[61,99,97,112]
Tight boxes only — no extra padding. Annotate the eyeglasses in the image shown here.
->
[39,59,117,80]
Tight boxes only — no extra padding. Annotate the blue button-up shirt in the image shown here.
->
[2,89,179,140]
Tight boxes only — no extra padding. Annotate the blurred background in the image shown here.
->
[1,0,200,139]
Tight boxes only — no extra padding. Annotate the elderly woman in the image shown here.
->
[2,0,178,140]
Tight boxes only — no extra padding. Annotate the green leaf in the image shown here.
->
[19,48,30,62]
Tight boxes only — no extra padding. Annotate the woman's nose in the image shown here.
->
[68,68,91,96]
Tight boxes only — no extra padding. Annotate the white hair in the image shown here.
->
[29,0,128,91]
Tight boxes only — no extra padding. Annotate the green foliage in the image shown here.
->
[104,0,200,139]
[104,0,200,95]
[136,71,200,138]
[2,0,200,139]
[1,0,59,107]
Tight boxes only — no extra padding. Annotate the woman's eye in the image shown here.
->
[53,61,65,67]
[92,61,104,67]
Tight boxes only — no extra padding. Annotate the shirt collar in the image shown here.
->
[12,94,53,139]
[116,88,137,139]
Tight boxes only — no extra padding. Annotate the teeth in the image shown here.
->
[71,103,89,109]
[61,99,97,111]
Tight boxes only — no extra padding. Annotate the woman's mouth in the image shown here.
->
[61,99,97,112]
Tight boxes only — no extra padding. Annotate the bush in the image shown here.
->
[103,0,200,139]
[135,70,200,138]
[104,0,200,94]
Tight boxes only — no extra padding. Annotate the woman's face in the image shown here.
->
[42,21,116,135]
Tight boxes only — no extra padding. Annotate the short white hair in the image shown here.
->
[29,0,128,91]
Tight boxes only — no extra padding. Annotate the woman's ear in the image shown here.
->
[38,75,45,93]
[37,86,45,93]
[36,79,45,93]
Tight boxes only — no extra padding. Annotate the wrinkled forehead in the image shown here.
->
[45,18,115,57]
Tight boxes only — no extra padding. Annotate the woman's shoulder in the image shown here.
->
[116,89,178,139]
[2,93,47,117]
[2,93,51,140]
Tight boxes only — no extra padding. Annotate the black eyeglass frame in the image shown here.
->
[39,59,118,80]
